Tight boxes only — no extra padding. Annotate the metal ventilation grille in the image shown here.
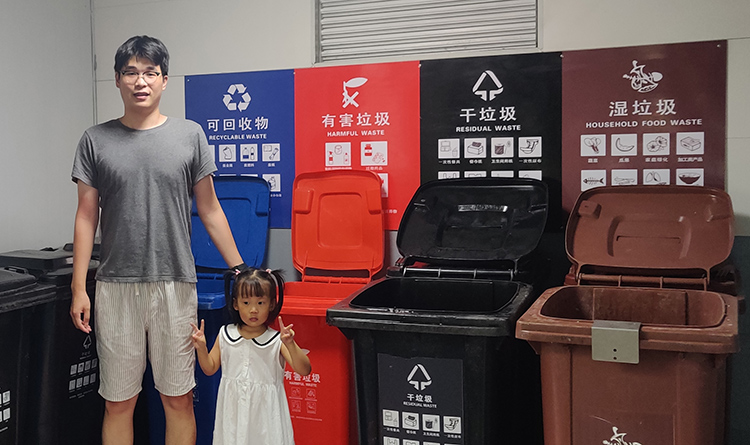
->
[316,0,538,63]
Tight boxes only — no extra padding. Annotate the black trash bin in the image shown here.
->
[0,267,56,445]
[327,178,548,445]
[0,247,104,445]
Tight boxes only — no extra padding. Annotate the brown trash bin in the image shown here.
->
[516,185,740,445]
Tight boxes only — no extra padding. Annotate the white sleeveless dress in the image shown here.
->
[212,325,295,445]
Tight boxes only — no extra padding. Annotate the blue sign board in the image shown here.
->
[185,70,295,228]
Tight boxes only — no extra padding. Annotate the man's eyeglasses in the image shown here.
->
[119,70,162,84]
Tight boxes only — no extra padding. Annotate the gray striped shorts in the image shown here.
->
[95,281,197,402]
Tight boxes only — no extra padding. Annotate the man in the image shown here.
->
[70,35,244,445]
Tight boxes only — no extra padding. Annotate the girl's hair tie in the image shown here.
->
[231,262,248,276]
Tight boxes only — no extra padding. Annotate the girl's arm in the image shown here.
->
[191,319,222,376]
[279,317,312,376]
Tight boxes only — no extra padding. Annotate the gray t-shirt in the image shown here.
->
[71,118,216,282]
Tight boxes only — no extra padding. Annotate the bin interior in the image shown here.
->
[539,286,726,327]
[349,277,520,313]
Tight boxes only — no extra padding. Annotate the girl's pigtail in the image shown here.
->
[267,269,285,322]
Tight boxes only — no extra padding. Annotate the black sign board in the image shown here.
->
[420,53,563,230]
[378,354,464,444]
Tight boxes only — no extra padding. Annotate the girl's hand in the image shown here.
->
[278,316,296,345]
[190,319,207,350]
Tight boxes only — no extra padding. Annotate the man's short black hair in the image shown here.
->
[114,35,169,76]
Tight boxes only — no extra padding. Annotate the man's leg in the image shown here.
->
[161,392,196,445]
[102,395,138,445]
[150,281,198,444]
[95,282,148,445]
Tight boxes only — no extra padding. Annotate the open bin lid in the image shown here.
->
[191,176,270,270]
[291,170,384,282]
[567,185,734,287]
[396,178,548,268]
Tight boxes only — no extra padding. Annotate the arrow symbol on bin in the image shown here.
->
[83,334,92,350]
[407,364,432,391]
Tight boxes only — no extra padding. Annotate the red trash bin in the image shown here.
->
[280,170,384,445]
[516,185,740,445]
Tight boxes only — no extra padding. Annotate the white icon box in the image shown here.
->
[422,414,440,432]
[378,173,389,198]
[361,141,388,166]
[519,170,542,180]
[676,132,704,155]
[438,171,460,180]
[240,144,258,162]
[262,174,282,192]
[490,137,514,158]
[518,136,542,158]
[262,144,280,162]
[219,144,236,162]
[611,134,637,156]
[643,169,670,185]
[444,416,462,433]
[325,142,352,167]
[464,171,487,178]
[438,139,460,159]
[581,170,607,191]
[382,409,399,428]
[676,168,704,186]
[611,169,638,186]
[464,138,486,158]
[491,170,514,178]
[581,134,606,157]
[643,133,670,155]
[402,412,419,430]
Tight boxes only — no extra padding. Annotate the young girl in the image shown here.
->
[191,268,311,445]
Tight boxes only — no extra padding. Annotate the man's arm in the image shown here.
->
[70,181,99,333]
[193,175,244,268]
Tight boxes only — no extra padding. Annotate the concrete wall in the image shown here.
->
[0,0,93,251]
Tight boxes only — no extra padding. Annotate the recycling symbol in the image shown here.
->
[407,364,432,391]
[223,84,251,111]
[472,70,504,101]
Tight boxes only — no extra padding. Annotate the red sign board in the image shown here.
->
[561,41,727,212]
[295,61,421,229]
